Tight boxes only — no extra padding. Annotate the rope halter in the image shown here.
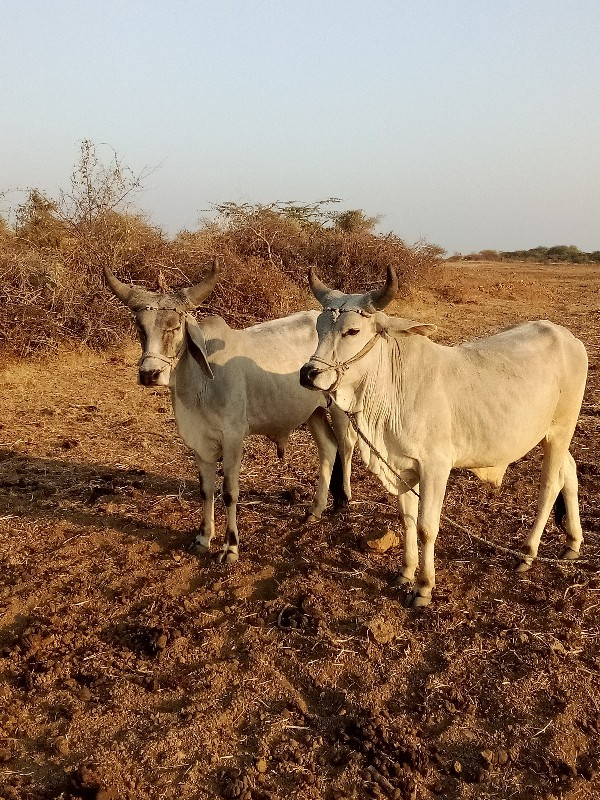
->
[135,305,188,369]
[310,307,387,392]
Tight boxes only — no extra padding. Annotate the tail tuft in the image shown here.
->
[329,451,349,509]
[554,490,567,531]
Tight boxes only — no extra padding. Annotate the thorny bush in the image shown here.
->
[0,144,442,358]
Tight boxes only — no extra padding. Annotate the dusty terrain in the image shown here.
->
[1,261,600,800]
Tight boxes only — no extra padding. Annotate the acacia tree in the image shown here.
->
[15,189,66,248]
[61,139,150,227]
[331,209,381,234]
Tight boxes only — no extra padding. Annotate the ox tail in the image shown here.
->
[330,451,349,511]
[554,490,567,532]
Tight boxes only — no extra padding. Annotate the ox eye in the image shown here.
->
[342,328,360,337]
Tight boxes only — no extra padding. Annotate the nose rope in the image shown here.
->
[139,352,177,368]
[309,312,591,569]
[345,410,596,567]
[140,305,185,313]
[136,306,188,371]
[309,329,387,391]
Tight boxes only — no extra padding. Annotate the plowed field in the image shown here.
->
[1,262,599,800]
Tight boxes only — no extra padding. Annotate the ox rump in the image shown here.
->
[104,260,352,564]
[301,266,587,607]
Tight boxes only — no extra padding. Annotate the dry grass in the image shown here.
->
[1,143,441,357]
[0,199,439,359]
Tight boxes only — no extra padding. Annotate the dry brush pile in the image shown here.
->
[0,144,441,359]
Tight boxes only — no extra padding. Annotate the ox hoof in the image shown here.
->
[193,542,211,556]
[300,511,320,526]
[217,550,239,565]
[393,574,414,587]
[560,547,580,561]
[404,590,431,609]
[516,559,533,573]
[332,498,350,514]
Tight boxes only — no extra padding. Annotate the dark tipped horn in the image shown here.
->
[367,266,398,310]
[103,264,136,307]
[308,267,335,306]
[182,257,221,309]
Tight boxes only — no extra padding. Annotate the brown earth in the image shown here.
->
[1,261,600,800]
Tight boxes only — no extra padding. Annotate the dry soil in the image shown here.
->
[1,262,600,800]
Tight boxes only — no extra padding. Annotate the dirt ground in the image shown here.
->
[1,261,600,800]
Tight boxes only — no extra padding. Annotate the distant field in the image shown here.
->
[1,260,599,799]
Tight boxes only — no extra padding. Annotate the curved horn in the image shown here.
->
[103,264,136,307]
[367,265,398,310]
[182,257,221,309]
[308,267,335,306]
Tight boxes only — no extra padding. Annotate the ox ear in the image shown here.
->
[381,317,437,338]
[185,317,214,379]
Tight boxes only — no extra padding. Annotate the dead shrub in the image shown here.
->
[0,145,442,358]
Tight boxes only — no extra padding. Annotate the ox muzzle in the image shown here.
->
[301,329,385,394]
[299,362,322,390]
[138,353,174,387]
[139,366,166,386]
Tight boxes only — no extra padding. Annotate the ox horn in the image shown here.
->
[103,264,137,307]
[182,257,221,309]
[308,267,334,306]
[367,265,398,310]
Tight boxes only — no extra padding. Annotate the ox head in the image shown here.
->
[104,259,220,386]
[300,266,436,410]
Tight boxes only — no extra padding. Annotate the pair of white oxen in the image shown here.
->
[105,261,588,607]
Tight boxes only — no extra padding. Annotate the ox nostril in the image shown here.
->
[139,368,161,386]
[300,364,319,387]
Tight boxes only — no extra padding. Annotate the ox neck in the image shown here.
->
[170,345,213,398]
[356,333,432,431]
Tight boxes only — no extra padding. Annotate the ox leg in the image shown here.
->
[218,441,244,565]
[518,435,570,572]
[304,408,339,523]
[329,406,356,510]
[194,457,216,553]
[558,451,583,560]
[395,484,420,586]
[410,467,449,608]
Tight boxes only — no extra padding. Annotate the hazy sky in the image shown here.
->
[2,1,599,253]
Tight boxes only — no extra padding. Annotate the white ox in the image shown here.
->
[104,261,352,563]
[300,267,587,607]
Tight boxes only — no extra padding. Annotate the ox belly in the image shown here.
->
[447,327,583,473]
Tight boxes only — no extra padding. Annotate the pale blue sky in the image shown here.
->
[2,1,599,253]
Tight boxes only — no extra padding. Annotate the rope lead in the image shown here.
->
[344,411,595,568]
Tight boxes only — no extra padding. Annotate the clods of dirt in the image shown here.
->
[276,599,314,631]
[2,266,600,799]
[69,763,119,799]
[363,529,400,553]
